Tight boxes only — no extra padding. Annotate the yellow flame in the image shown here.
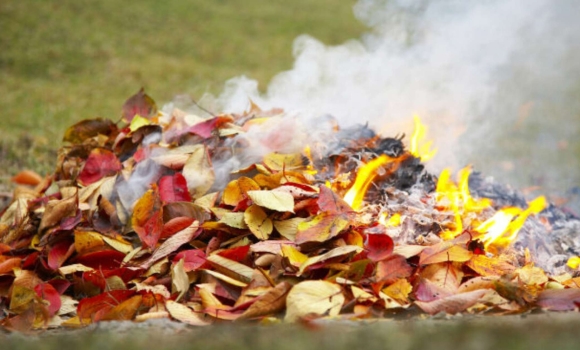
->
[378,212,401,227]
[303,145,317,175]
[410,115,437,161]
[476,196,547,254]
[567,256,580,269]
[344,155,391,211]
[436,166,492,240]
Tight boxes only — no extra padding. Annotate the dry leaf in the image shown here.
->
[247,190,295,213]
[285,281,344,322]
[239,282,292,320]
[244,205,273,240]
[166,300,211,326]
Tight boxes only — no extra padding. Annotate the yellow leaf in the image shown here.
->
[222,177,260,206]
[285,281,344,322]
[206,254,254,284]
[295,212,350,244]
[182,145,215,198]
[516,265,548,286]
[101,235,133,254]
[263,153,306,171]
[58,264,94,275]
[219,212,248,229]
[244,204,273,240]
[10,285,38,313]
[74,231,105,255]
[280,245,308,267]
[273,217,306,241]
[247,190,295,213]
[172,259,190,301]
[129,115,151,132]
[382,278,413,304]
[165,300,211,326]
[100,295,142,321]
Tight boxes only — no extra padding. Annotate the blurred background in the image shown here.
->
[1,0,579,212]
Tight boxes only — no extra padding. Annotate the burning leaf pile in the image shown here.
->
[1,89,580,331]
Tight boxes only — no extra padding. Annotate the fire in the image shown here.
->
[343,155,391,211]
[378,212,402,227]
[476,196,548,254]
[436,166,491,240]
[410,115,437,161]
[303,145,317,175]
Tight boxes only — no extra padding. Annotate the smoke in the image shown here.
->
[189,1,580,206]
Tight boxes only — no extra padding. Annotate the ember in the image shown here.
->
[1,89,580,331]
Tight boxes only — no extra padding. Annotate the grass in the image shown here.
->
[0,0,365,185]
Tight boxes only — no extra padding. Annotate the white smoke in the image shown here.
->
[193,0,580,206]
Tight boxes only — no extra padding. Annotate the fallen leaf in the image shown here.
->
[62,118,117,144]
[466,255,516,277]
[295,212,350,244]
[247,190,295,213]
[100,295,143,321]
[173,249,207,272]
[159,173,192,203]
[166,300,211,326]
[142,221,199,268]
[415,289,488,315]
[48,240,75,270]
[122,88,157,122]
[537,288,580,311]
[239,282,292,320]
[132,184,163,248]
[34,283,61,317]
[172,258,190,301]
[78,149,122,186]
[11,170,43,186]
[182,145,215,198]
[75,250,126,270]
[263,153,306,171]
[188,115,234,139]
[382,278,413,304]
[375,254,413,284]
[366,234,394,262]
[285,280,344,322]
[298,245,362,276]
[317,185,352,214]
[244,204,273,240]
[419,242,472,265]
[206,254,254,284]
[77,290,136,320]
[273,217,306,241]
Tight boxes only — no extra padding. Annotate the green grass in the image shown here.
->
[0,0,365,185]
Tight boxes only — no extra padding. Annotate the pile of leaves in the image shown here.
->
[1,90,580,331]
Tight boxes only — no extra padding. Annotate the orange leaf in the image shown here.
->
[375,254,413,284]
[222,177,260,207]
[317,185,352,214]
[11,170,43,186]
[415,289,488,315]
[239,282,292,320]
[295,212,350,244]
[100,295,143,321]
[132,184,164,248]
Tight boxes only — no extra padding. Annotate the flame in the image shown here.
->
[303,145,317,175]
[567,256,580,269]
[436,166,492,240]
[410,115,437,161]
[344,155,391,211]
[476,196,547,254]
[378,212,402,227]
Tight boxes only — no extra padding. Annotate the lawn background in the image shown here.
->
[0,0,365,186]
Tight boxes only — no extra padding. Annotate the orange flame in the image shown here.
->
[344,155,391,211]
[410,115,437,161]
[476,196,547,254]
[436,166,492,240]
[378,212,402,227]
[303,145,317,175]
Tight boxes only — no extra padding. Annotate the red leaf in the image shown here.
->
[161,217,196,239]
[77,290,136,320]
[34,283,61,316]
[159,174,191,203]
[48,240,74,270]
[173,249,207,272]
[47,279,71,295]
[366,234,394,262]
[188,116,234,139]
[103,267,144,283]
[122,88,157,122]
[75,250,126,270]
[375,254,413,284]
[217,245,250,262]
[537,288,580,311]
[78,148,122,185]
[82,271,107,291]
[317,185,353,214]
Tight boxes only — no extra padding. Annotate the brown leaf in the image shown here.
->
[62,118,117,144]
[537,288,580,311]
[239,282,292,320]
[298,245,362,276]
[317,185,352,214]
[122,88,157,122]
[165,300,211,326]
[375,254,413,284]
[419,242,472,265]
[100,295,143,321]
[141,221,199,268]
[39,189,78,233]
[415,289,488,315]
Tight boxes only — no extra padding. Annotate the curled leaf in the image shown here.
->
[285,281,344,322]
